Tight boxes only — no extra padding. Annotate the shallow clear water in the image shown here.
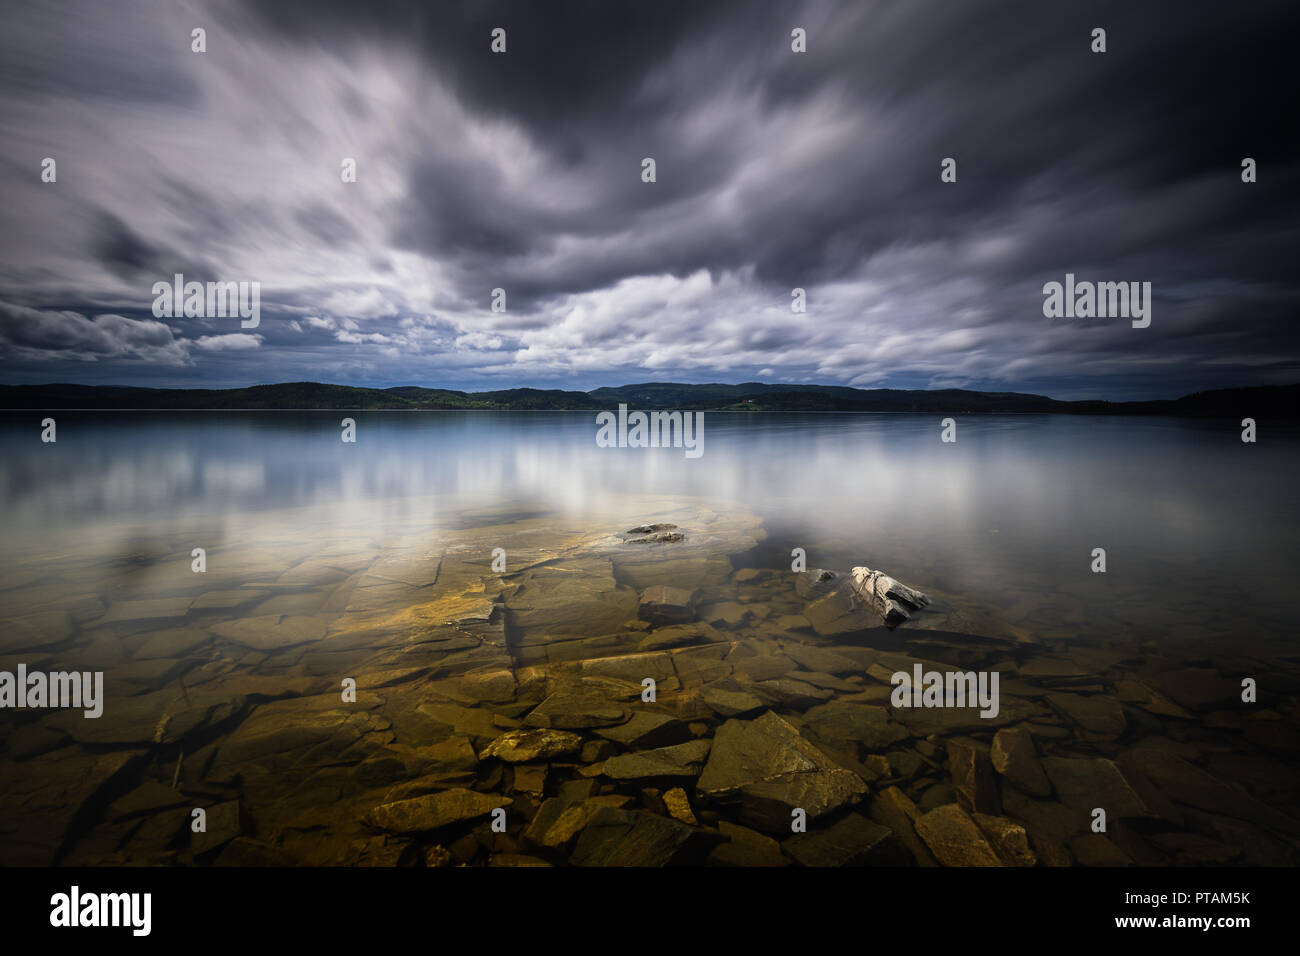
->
[2,410,1296,649]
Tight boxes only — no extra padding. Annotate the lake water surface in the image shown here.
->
[2,410,1298,867]
[3,411,1295,650]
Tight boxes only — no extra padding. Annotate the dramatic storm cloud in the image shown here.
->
[0,0,1296,398]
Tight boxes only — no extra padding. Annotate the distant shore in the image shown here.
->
[1,381,1296,417]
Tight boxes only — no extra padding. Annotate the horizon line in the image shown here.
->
[2,378,1296,407]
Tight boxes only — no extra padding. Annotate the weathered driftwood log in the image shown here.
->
[849,567,930,625]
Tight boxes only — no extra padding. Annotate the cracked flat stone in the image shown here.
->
[603,739,712,782]
[365,789,509,834]
[479,728,582,763]
[697,711,868,832]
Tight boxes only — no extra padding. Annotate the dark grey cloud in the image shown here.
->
[91,209,220,283]
[0,0,1296,398]
[0,301,188,364]
[91,211,161,278]
[239,0,1300,291]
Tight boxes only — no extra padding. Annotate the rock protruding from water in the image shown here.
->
[620,523,685,544]
[848,567,930,625]
[795,568,883,636]
[794,568,842,601]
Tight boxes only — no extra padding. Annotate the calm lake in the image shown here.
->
[2,409,1299,867]
[2,411,1295,650]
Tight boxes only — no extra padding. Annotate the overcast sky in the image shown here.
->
[0,0,1296,399]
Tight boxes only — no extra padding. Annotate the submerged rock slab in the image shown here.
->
[947,738,1001,814]
[637,585,697,625]
[794,569,843,601]
[6,722,71,760]
[889,691,1041,734]
[211,694,390,773]
[523,677,640,729]
[1000,785,1086,847]
[132,626,213,660]
[580,651,674,683]
[800,700,910,751]
[783,813,909,867]
[106,781,190,821]
[366,788,508,834]
[697,711,868,832]
[869,787,937,866]
[1070,833,1134,867]
[210,614,329,652]
[972,813,1037,866]
[1148,668,1240,712]
[0,747,147,865]
[1112,679,1194,719]
[595,711,690,749]
[801,584,881,637]
[914,804,1002,866]
[571,806,719,866]
[708,821,790,867]
[191,800,244,856]
[1117,748,1300,836]
[603,507,764,590]
[1041,756,1150,819]
[523,795,633,849]
[507,561,637,643]
[603,739,712,782]
[45,687,246,747]
[479,728,582,763]
[699,680,767,718]
[1046,692,1127,739]
[991,726,1051,797]
[3,611,76,651]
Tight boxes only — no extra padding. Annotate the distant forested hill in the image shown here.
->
[1,381,1295,416]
